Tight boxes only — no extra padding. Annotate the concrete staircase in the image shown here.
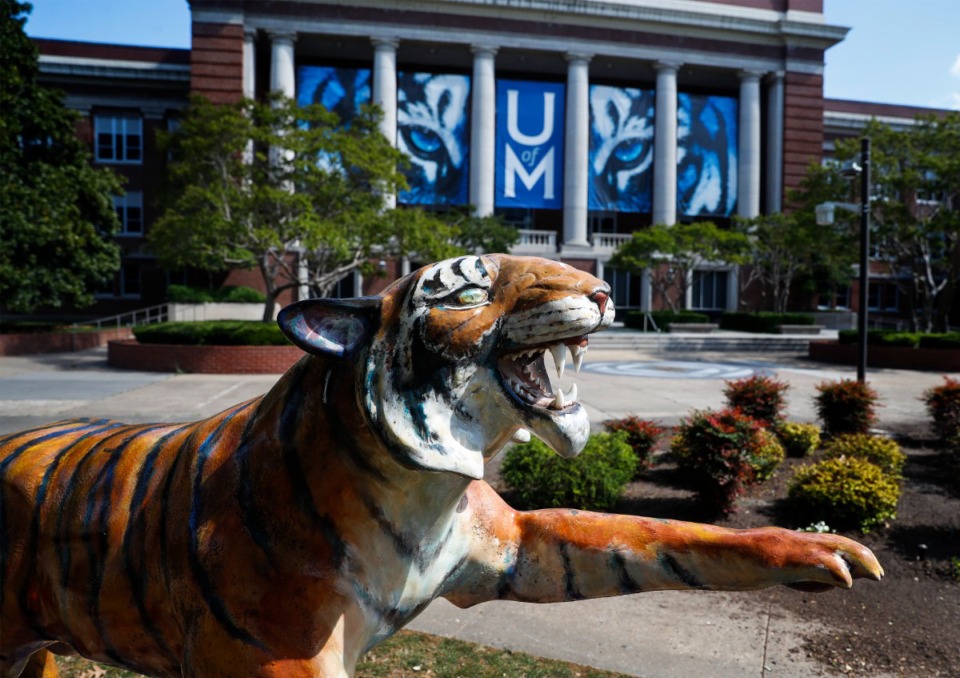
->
[590,327,835,353]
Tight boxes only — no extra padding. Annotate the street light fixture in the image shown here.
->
[816,138,871,383]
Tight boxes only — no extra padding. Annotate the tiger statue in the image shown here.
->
[1,255,882,678]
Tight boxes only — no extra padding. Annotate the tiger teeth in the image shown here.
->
[572,344,587,373]
[549,343,567,380]
[551,384,577,410]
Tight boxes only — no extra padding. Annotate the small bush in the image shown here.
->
[814,379,879,436]
[751,428,786,482]
[788,457,900,532]
[723,375,789,427]
[719,312,815,334]
[167,284,265,304]
[823,433,906,477]
[778,422,821,458]
[921,376,960,457]
[602,416,664,477]
[837,329,922,348]
[133,321,289,346]
[918,333,960,350]
[624,310,709,331]
[672,408,777,514]
[500,432,636,511]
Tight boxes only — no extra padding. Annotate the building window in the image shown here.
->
[121,261,141,298]
[691,270,728,310]
[114,191,143,235]
[603,267,642,309]
[868,281,900,312]
[817,284,851,310]
[95,114,143,163]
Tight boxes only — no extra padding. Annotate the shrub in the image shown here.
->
[719,312,815,334]
[167,284,266,304]
[837,329,921,348]
[722,375,789,427]
[814,379,879,436]
[672,408,778,514]
[602,416,664,477]
[751,428,786,482]
[624,310,709,331]
[500,433,636,511]
[921,376,960,456]
[918,333,960,350]
[133,321,289,346]
[823,433,906,477]
[788,457,900,532]
[778,422,821,458]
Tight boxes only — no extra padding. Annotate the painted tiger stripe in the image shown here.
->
[187,402,267,650]
[0,420,124,610]
[559,542,584,601]
[0,418,101,448]
[659,552,703,589]
[609,551,641,593]
[121,424,191,666]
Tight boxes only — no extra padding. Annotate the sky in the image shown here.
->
[22,0,960,111]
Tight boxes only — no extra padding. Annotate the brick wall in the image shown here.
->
[108,340,303,373]
[191,22,243,103]
[0,328,133,356]
[783,71,825,196]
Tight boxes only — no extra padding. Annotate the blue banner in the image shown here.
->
[588,85,655,212]
[296,65,371,124]
[495,79,565,209]
[397,72,471,206]
[677,93,738,217]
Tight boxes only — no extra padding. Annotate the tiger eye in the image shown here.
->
[455,288,487,306]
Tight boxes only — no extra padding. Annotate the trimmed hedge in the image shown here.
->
[133,321,290,346]
[719,312,816,334]
[167,284,266,304]
[919,333,960,350]
[624,310,709,330]
[834,329,960,348]
[788,457,900,532]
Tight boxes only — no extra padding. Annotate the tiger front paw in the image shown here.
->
[780,531,884,592]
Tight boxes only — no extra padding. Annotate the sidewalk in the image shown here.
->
[0,346,950,677]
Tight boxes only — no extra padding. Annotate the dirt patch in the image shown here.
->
[612,424,960,677]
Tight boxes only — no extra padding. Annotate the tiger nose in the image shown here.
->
[590,290,610,316]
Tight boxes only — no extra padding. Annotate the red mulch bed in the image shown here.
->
[612,424,960,677]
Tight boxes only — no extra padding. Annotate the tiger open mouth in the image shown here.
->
[497,336,589,412]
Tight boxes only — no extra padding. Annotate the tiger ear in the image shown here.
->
[278,297,381,358]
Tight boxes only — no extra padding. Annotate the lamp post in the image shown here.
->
[815,138,871,383]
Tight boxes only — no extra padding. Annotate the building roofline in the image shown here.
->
[33,38,190,66]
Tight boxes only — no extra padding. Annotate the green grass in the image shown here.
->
[55,630,628,677]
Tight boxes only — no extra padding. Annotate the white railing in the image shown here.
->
[590,232,632,251]
[513,229,557,254]
[73,303,169,331]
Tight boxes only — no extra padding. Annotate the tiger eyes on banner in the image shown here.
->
[1,255,881,678]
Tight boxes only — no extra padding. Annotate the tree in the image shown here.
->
[836,114,960,331]
[608,221,749,312]
[0,0,122,313]
[153,95,493,321]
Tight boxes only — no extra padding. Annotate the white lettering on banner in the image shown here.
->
[506,90,555,145]
[504,145,555,199]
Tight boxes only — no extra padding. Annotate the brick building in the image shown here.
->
[33,0,950,317]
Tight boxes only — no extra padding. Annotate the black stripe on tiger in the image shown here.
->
[559,542,584,601]
[187,402,268,651]
[121,425,191,666]
[659,552,703,589]
[609,551,641,594]
[0,420,122,609]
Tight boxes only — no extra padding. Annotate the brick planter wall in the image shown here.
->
[108,340,303,374]
[809,340,960,372]
[0,327,133,356]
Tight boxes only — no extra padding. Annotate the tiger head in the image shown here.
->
[278,255,614,480]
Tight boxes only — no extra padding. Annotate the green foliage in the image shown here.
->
[835,114,960,332]
[602,416,664,477]
[722,375,789,427]
[921,376,960,458]
[788,457,900,532]
[918,333,960,350]
[133,321,290,346]
[500,433,636,511]
[814,379,879,437]
[0,0,122,312]
[778,422,821,458]
[719,312,815,333]
[823,433,906,477]
[838,330,922,347]
[443,208,520,254]
[623,310,709,330]
[950,557,960,583]
[609,222,749,312]
[167,284,265,304]
[671,408,781,514]
[153,94,467,321]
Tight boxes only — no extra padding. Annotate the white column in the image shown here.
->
[469,46,497,217]
[372,38,399,209]
[562,53,591,251]
[737,70,761,218]
[243,28,256,99]
[765,70,785,214]
[269,31,296,98]
[652,61,680,226]
[641,270,653,312]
